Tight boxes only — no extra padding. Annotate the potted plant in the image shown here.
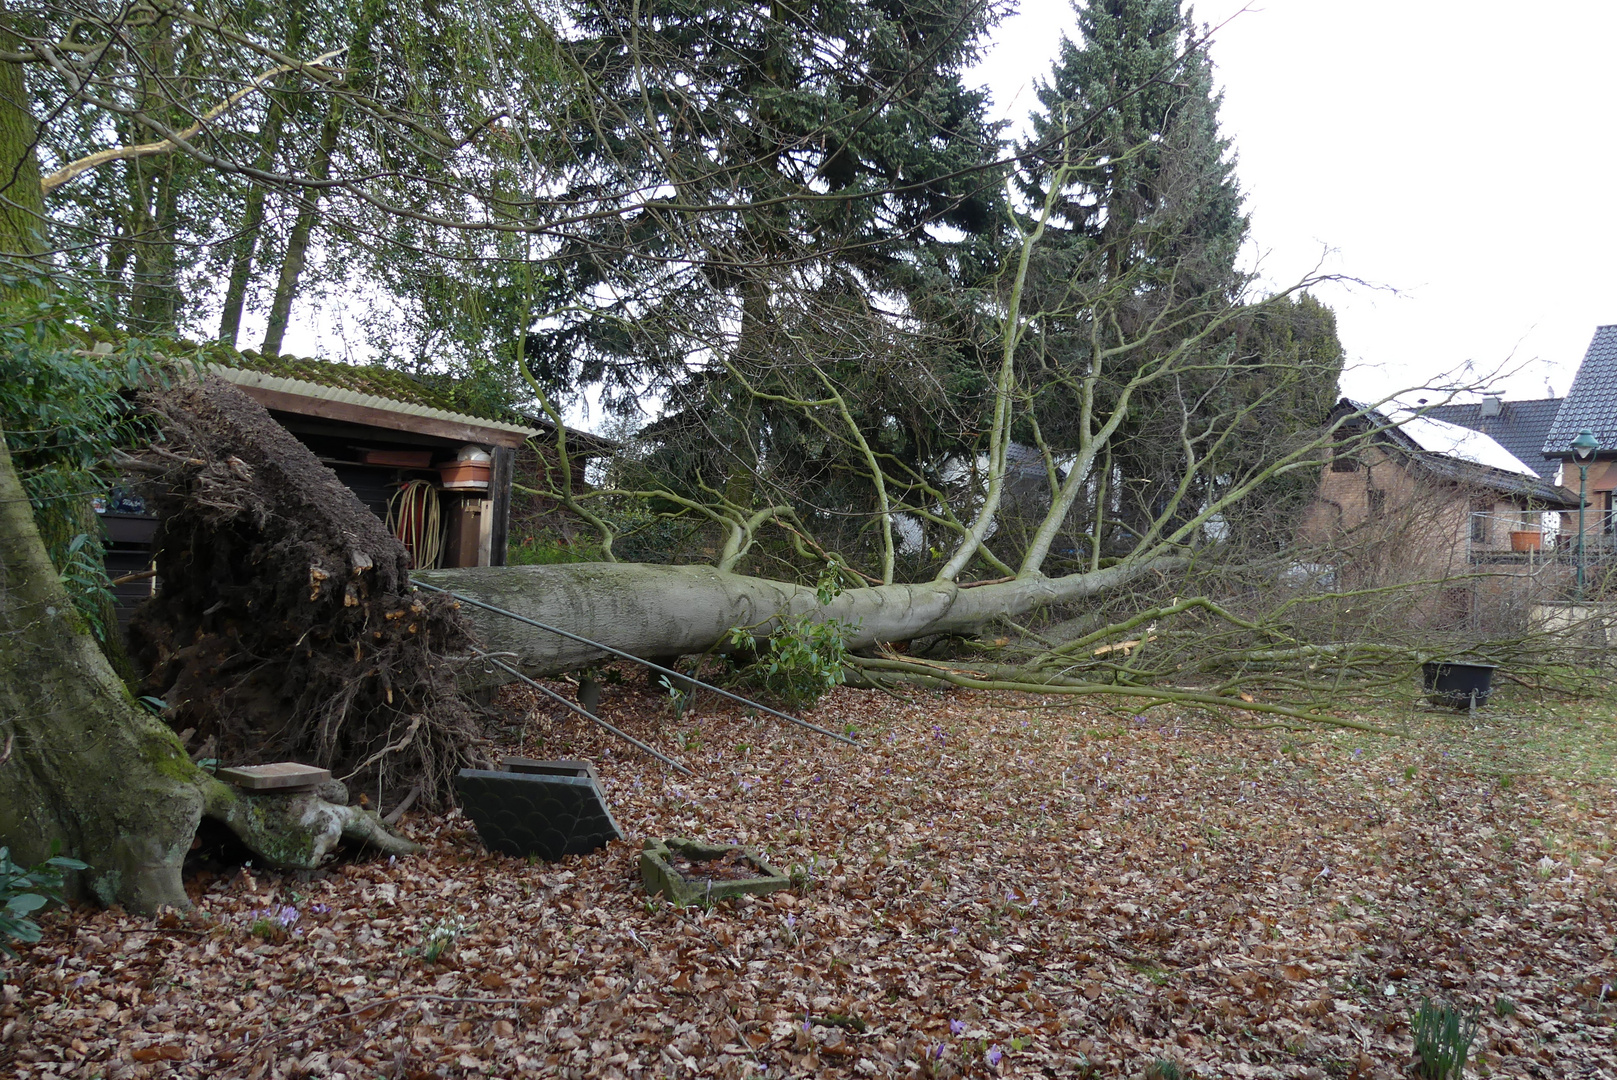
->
[1509,528,1542,552]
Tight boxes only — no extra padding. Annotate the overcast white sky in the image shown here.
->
[970,0,1617,409]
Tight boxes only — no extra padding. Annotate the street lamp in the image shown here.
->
[1572,428,1599,600]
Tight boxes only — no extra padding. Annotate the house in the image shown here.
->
[1302,399,1580,578]
[1542,324,1617,551]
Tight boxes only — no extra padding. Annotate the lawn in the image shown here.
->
[5,677,1617,1079]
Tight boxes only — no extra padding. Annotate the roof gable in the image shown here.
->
[1331,399,1580,509]
[1543,325,1617,456]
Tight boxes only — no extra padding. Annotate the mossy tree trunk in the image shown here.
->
[0,33,416,912]
[0,427,209,909]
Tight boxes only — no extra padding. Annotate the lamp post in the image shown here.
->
[1571,428,1598,600]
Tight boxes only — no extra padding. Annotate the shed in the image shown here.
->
[208,357,543,570]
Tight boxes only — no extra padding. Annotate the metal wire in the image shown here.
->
[411,579,859,747]
[471,649,693,776]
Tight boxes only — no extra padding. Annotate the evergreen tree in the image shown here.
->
[1022,0,1244,297]
[523,0,1010,568]
[1013,0,1338,559]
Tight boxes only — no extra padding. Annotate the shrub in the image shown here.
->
[728,561,855,710]
[508,536,603,565]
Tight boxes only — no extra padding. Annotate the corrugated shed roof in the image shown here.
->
[1421,397,1562,479]
[1544,325,1617,456]
[218,350,530,426]
[210,364,543,440]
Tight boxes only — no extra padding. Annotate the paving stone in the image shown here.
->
[217,762,332,791]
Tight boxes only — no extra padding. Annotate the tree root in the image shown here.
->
[204,780,421,870]
[129,375,487,806]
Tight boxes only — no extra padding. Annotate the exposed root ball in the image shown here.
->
[127,375,488,805]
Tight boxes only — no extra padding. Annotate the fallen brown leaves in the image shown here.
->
[5,681,1617,1079]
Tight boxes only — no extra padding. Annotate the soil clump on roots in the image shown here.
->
[126,375,488,805]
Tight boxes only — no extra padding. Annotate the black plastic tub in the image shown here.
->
[1422,661,1497,710]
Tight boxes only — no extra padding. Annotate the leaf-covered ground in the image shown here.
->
[6,679,1617,1079]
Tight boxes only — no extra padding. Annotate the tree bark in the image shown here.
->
[0,426,205,910]
[416,559,1173,676]
[0,29,416,911]
[0,15,43,263]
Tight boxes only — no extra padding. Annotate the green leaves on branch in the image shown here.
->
[728,560,855,710]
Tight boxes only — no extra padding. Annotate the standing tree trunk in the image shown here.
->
[215,116,284,345]
[260,93,343,355]
[217,0,305,346]
[0,427,206,910]
[1,36,417,912]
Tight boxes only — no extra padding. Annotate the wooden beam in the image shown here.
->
[233,384,532,448]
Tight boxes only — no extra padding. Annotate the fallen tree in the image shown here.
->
[127,374,488,805]
[416,559,1184,675]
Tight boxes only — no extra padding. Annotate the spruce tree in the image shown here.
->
[1022,0,1244,297]
[1014,0,1337,558]
[525,0,1009,567]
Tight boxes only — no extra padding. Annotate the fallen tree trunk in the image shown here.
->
[415,559,1181,676]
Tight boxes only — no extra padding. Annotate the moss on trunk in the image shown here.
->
[0,426,203,910]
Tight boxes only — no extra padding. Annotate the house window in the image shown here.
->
[1605,492,1616,536]
[1330,440,1359,472]
[1470,501,1491,544]
[1367,489,1386,517]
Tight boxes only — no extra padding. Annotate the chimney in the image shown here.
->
[1480,396,1502,417]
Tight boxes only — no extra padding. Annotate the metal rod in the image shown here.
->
[412,579,858,747]
[473,650,693,776]
[1578,462,1588,601]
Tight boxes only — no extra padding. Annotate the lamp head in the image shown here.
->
[1571,428,1599,463]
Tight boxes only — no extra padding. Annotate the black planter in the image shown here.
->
[1422,661,1497,710]
[455,758,623,861]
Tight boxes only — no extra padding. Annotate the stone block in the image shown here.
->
[217,762,332,791]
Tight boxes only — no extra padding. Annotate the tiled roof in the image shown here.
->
[1422,397,1562,479]
[1332,400,1581,509]
[1543,325,1617,456]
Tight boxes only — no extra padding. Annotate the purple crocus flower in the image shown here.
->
[986,1045,1003,1065]
[949,1019,965,1035]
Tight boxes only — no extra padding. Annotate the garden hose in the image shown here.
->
[387,479,443,570]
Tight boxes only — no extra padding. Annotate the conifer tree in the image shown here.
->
[1014,0,1337,557]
